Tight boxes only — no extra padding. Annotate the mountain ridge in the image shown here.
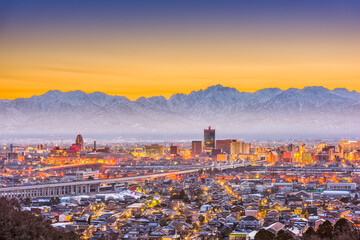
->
[0,85,359,137]
[3,85,359,102]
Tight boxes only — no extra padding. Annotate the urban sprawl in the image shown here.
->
[1,128,360,240]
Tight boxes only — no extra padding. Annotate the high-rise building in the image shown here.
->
[75,134,84,150]
[230,141,251,154]
[204,126,215,151]
[243,143,251,154]
[216,139,236,154]
[230,141,244,155]
[170,145,179,155]
[192,141,202,155]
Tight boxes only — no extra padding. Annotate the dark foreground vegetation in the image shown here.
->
[0,197,79,240]
[255,218,360,240]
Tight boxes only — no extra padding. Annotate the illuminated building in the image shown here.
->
[282,151,293,162]
[217,154,227,161]
[71,144,82,151]
[211,149,222,157]
[316,151,330,163]
[229,231,249,240]
[170,145,179,155]
[76,169,99,180]
[145,144,164,157]
[243,143,251,154]
[268,151,279,163]
[75,134,84,150]
[192,141,202,155]
[230,141,243,155]
[339,140,360,152]
[216,139,236,154]
[302,152,313,164]
[204,126,215,151]
[50,147,80,158]
[230,141,251,155]
[327,182,357,190]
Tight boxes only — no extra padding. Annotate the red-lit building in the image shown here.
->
[75,134,84,150]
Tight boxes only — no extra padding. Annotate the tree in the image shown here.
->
[0,197,79,240]
[22,197,31,206]
[219,227,232,240]
[316,220,333,239]
[254,229,275,240]
[276,230,294,240]
[333,218,351,235]
[333,218,360,240]
[302,227,317,239]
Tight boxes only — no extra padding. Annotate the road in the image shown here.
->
[0,162,246,192]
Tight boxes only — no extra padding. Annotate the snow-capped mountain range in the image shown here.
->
[1,85,359,138]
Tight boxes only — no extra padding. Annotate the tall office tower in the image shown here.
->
[9,144,13,160]
[204,126,215,151]
[75,134,84,150]
[93,141,97,151]
[216,139,237,154]
[192,141,203,155]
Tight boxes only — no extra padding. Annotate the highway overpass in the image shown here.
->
[0,162,247,199]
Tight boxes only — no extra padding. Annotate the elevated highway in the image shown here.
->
[0,162,247,199]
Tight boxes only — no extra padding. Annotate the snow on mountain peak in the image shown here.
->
[0,85,359,137]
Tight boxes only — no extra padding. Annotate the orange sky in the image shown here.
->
[0,1,359,100]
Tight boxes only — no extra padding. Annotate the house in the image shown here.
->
[238,216,260,231]
[59,212,73,222]
[229,231,250,240]
[265,222,285,235]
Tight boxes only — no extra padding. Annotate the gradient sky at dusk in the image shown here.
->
[0,0,359,99]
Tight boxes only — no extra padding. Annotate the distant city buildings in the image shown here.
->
[1,130,360,240]
[230,141,251,155]
[192,141,203,155]
[72,134,84,151]
[204,126,215,151]
[170,145,179,155]
[145,144,164,157]
[76,168,99,181]
[216,139,236,154]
